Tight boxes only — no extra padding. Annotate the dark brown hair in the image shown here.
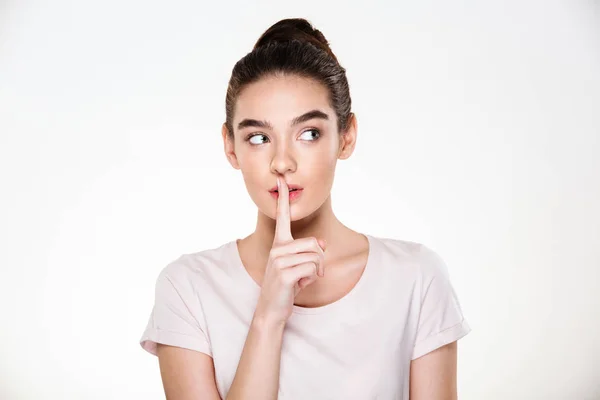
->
[224,18,352,138]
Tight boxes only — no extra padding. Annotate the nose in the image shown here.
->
[269,141,297,175]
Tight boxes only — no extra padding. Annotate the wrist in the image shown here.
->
[251,314,287,333]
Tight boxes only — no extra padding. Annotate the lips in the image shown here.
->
[269,186,303,201]
[269,183,304,193]
[274,188,300,193]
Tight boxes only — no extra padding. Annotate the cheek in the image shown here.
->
[316,135,340,166]
[237,154,266,187]
[309,152,336,171]
[304,143,338,181]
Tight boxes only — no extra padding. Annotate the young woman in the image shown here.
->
[140,18,470,400]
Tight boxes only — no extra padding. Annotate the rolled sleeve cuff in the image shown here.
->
[411,319,471,360]
[140,327,212,357]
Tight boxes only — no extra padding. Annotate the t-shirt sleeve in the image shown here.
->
[411,246,471,360]
[140,259,212,357]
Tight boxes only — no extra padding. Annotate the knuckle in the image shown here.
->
[280,270,295,286]
[271,257,283,269]
[302,261,316,275]
[269,247,280,260]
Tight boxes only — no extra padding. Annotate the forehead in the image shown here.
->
[234,74,333,125]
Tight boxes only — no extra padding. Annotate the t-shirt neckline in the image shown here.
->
[229,234,376,315]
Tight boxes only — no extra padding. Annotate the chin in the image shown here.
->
[279,199,325,222]
[250,190,327,222]
[273,203,304,221]
[252,199,304,221]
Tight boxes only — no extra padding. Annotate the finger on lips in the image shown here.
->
[273,176,326,280]
[274,176,293,244]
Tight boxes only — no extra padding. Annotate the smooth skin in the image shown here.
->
[156,74,459,399]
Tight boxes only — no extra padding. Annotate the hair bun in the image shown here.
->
[254,18,338,62]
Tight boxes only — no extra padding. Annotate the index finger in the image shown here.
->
[274,176,293,244]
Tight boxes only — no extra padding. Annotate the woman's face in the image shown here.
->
[223,74,356,221]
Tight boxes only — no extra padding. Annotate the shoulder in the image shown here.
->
[156,241,236,288]
[370,235,467,324]
[369,234,450,280]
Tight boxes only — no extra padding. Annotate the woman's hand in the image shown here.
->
[253,177,327,326]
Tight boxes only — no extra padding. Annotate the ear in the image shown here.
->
[222,123,240,170]
[338,113,358,160]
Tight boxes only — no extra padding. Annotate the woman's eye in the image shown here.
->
[247,134,268,145]
[246,129,320,145]
[299,129,320,141]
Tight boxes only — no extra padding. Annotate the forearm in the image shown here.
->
[226,316,286,400]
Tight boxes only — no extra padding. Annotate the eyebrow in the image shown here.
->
[237,109,330,131]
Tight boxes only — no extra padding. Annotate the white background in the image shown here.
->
[1,0,599,399]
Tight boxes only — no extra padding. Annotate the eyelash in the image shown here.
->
[244,128,321,145]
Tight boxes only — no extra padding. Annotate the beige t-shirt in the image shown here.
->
[140,234,471,399]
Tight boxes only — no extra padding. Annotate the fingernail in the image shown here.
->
[276,177,280,189]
